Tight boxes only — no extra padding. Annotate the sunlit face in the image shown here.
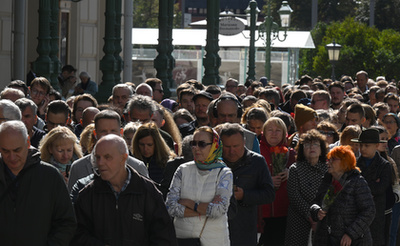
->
[124,132,134,149]
[216,100,239,124]
[180,94,195,114]
[221,132,245,163]
[112,88,131,109]
[49,139,74,164]
[387,99,399,114]
[153,84,164,103]
[225,81,238,94]
[30,85,48,106]
[21,107,37,132]
[74,100,94,123]
[247,119,264,137]
[194,97,211,119]
[360,143,379,159]
[264,122,284,147]
[345,112,364,126]
[356,74,368,89]
[0,130,29,176]
[192,131,212,162]
[378,132,389,153]
[94,118,122,140]
[383,115,398,136]
[329,87,345,105]
[327,157,343,176]
[138,135,155,158]
[303,141,321,162]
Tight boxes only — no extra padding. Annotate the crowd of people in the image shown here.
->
[1,65,400,246]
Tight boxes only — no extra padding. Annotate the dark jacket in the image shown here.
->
[71,166,177,246]
[0,148,76,245]
[357,152,392,246]
[310,170,375,246]
[225,148,275,246]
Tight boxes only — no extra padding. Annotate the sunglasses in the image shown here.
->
[190,140,212,148]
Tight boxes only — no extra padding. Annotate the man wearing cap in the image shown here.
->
[352,128,391,246]
[288,104,318,148]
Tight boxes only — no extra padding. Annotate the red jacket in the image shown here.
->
[259,136,296,218]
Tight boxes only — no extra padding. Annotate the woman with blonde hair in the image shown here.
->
[131,122,176,184]
[39,126,83,183]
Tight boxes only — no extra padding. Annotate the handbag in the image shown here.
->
[177,217,208,246]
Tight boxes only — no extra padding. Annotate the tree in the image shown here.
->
[356,0,400,31]
[133,0,182,28]
[299,17,400,81]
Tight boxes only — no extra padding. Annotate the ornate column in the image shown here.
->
[114,0,123,84]
[166,0,175,97]
[49,0,61,90]
[202,0,221,85]
[33,0,53,80]
[154,0,173,97]
[98,0,117,103]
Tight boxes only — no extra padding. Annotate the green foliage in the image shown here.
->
[133,0,182,28]
[299,17,400,80]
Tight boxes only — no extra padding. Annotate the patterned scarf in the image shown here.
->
[195,129,226,170]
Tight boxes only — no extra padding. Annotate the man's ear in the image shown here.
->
[93,130,97,140]
[66,116,71,125]
[27,135,31,148]
[361,117,366,124]
[120,128,123,136]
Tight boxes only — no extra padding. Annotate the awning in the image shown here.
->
[132,28,315,49]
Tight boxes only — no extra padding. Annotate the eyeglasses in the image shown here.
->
[31,88,46,97]
[319,130,335,137]
[384,120,396,125]
[190,140,212,148]
[304,142,321,148]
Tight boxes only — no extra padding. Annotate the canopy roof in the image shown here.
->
[132,28,315,49]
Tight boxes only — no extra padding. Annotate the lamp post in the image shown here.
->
[245,1,260,82]
[326,39,342,81]
[259,1,292,80]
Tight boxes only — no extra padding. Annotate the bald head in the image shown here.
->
[136,83,153,98]
[82,107,100,128]
[94,134,128,156]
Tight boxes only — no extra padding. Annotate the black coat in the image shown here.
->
[310,170,375,246]
[357,152,392,246]
[71,166,177,246]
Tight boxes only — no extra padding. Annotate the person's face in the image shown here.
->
[94,140,128,183]
[327,157,342,176]
[216,100,239,124]
[130,108,152,123]
[319,130,334,145]
[383,116,398,135]
[329,87,345,105]
[360,143,378,159]
[46,112,68,131]
[341,138,360,155]
[356,74,368,89]
[225,81,238,94]
[0,130,29,175]
[124,132,134,148]
[237,85,247,96]
[194,97,211,119]
[243,100,256,110]
[387,99,399,113]
[310,95,326,110]
[377,108,389,122]
[247,119,264,137]
[94,118,122,140]
[221,132,245,163]
[378,132,389,152]
[369,91,376,105]
[153,84,164,103]
[180,94,195,114]
[138,135,155,158]
[112,88,131,109]
[264,122,284,147]
[21,107,37,132]
[301,118,317,133]
[151,111,164,128]
[346,112,364,126]
[136,86,153,98]
[80,76,89,84]
[191,131,212,162]
[49,140,74,164]
[30,85,48,106]
[74,100,93,123]
[303,141,321,161]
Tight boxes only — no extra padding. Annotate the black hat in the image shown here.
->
[351,128,387,143]
[193,91,213,102]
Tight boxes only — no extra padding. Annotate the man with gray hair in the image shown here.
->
[0,120,76,244]
[15,98,46,148]
[71,135,177,245]
[0,88,25,102]
[219,123,274,246]
[112,83,134,110]
[0,99,22,123]
[136,83,154,99]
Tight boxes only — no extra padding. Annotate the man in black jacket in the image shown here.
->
[220,123,275,246]
[0,120,76,245]
[71,134,177,245]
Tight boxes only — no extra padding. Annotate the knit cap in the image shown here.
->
[294,104,317,130]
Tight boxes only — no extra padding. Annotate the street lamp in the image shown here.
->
[259,1,293,80]
[326,39,342,81]
[245,1,260,82]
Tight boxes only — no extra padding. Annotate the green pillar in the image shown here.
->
[263,1,273,80]
[114,0,123,84]
[154,0,173,98]
[246,0,257,81]
[202,0,221,86]
[49,0,61,90]
[98,0,117,103]
[166,0,175,97]
[33,0,53,80]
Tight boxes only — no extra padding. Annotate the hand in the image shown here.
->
[234,186,244,201]
[308,217,317,232]
[279,169,288,182]
[212,195,222,204]
[272,176,282,189]
[178,199,195,209]
[317,209,327,221]
[61,171,68,183]
[340,234,352,246]
[38,95,50,115]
